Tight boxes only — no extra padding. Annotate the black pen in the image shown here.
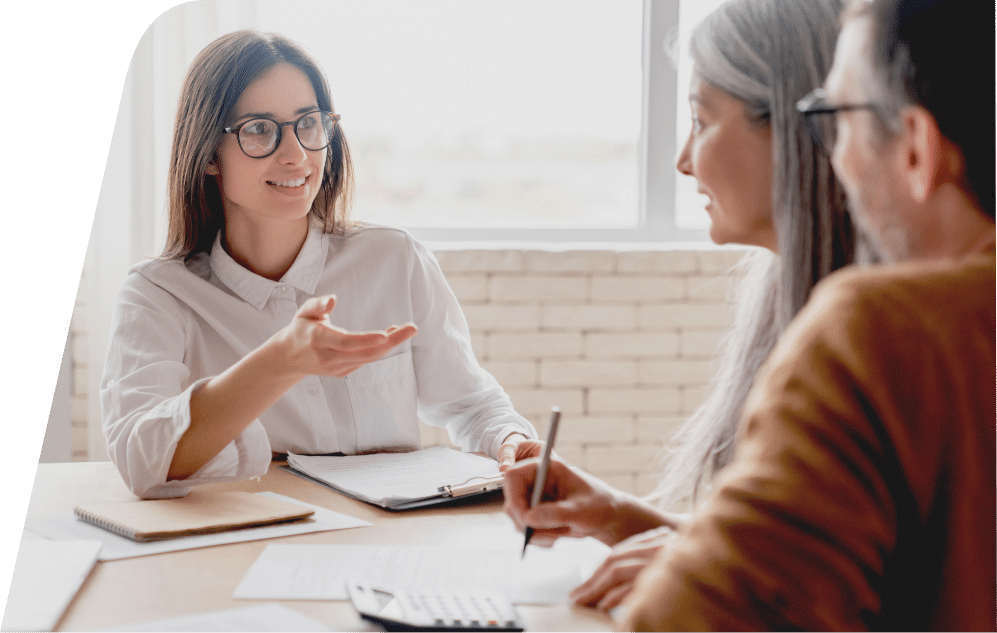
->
[522,406,562,558]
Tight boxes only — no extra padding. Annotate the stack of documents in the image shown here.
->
[285,446,504,510]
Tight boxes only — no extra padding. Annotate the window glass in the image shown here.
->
[262,0,643,229]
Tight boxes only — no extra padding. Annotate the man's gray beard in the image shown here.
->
[848,195,911,264]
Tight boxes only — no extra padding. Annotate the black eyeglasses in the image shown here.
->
[223,111,341,158]
[796,88,880,154]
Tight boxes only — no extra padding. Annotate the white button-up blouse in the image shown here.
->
[100,224,537,498]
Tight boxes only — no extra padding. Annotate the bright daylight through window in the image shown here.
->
[258,0,723,239]
[262,0,642,231]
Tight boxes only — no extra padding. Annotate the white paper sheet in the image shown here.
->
[233,540,610,605]
[24,493,370,561]
[287,446,500,505]
[104,603,334,632]
[1,539,102,632]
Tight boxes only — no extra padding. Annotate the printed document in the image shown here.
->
[233,540,610,604]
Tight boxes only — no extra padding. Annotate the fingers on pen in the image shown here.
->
[525,498,579,528]
[503,458,538,487]
[530,530,567,548]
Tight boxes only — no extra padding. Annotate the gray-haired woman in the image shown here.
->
[504,0,863,610]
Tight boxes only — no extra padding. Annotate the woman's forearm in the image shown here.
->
[167,336,301,480]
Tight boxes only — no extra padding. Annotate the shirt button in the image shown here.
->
[307,386,318,396]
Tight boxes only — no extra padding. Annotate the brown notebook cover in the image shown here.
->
[73,491,315,542]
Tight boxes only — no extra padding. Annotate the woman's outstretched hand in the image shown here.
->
[171,294,417,482]
[274,295,418,378]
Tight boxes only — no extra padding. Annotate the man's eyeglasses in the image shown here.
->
[223,111,340,158]
[796,88,880,155]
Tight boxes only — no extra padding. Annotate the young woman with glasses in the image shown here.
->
[101,30,539,499]
[504,0,869,611]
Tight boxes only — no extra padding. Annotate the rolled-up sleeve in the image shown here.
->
[100,273,271,499]
[405,237,537,458]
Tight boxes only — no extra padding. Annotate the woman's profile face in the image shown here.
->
[677,74,777,252]
[207,63,328,231]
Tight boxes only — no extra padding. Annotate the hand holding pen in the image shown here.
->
[521,407,561,557]
[503,407,647,550]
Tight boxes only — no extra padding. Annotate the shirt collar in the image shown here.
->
[208,225,328,311]
[280,224,328,295]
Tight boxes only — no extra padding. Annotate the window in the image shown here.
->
[129,0,726,248]
[253,0,709,242]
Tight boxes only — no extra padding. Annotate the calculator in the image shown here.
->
[346,579,525,632]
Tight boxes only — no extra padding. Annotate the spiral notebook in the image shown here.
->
[73,490,315,542]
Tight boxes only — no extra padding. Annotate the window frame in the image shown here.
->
[404,0,708,244]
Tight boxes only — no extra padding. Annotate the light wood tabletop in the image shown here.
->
[16,461,614,632]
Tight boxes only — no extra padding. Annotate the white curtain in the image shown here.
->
[84,0,264,459]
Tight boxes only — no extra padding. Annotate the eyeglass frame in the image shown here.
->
[796,88,883,153]
[222,110,341,159]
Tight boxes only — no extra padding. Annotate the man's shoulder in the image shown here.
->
[770,253,995,373]
[808,254,994,328]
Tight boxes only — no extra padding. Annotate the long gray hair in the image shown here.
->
[655,0,858,510]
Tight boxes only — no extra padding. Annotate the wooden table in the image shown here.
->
[17,461,614,631]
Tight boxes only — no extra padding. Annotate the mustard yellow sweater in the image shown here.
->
[625,243,996,631]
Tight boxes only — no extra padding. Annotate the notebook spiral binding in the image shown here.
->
[74,508,139,541]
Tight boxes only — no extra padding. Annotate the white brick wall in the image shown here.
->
[429,245,745,495]
[62,245,747,493]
